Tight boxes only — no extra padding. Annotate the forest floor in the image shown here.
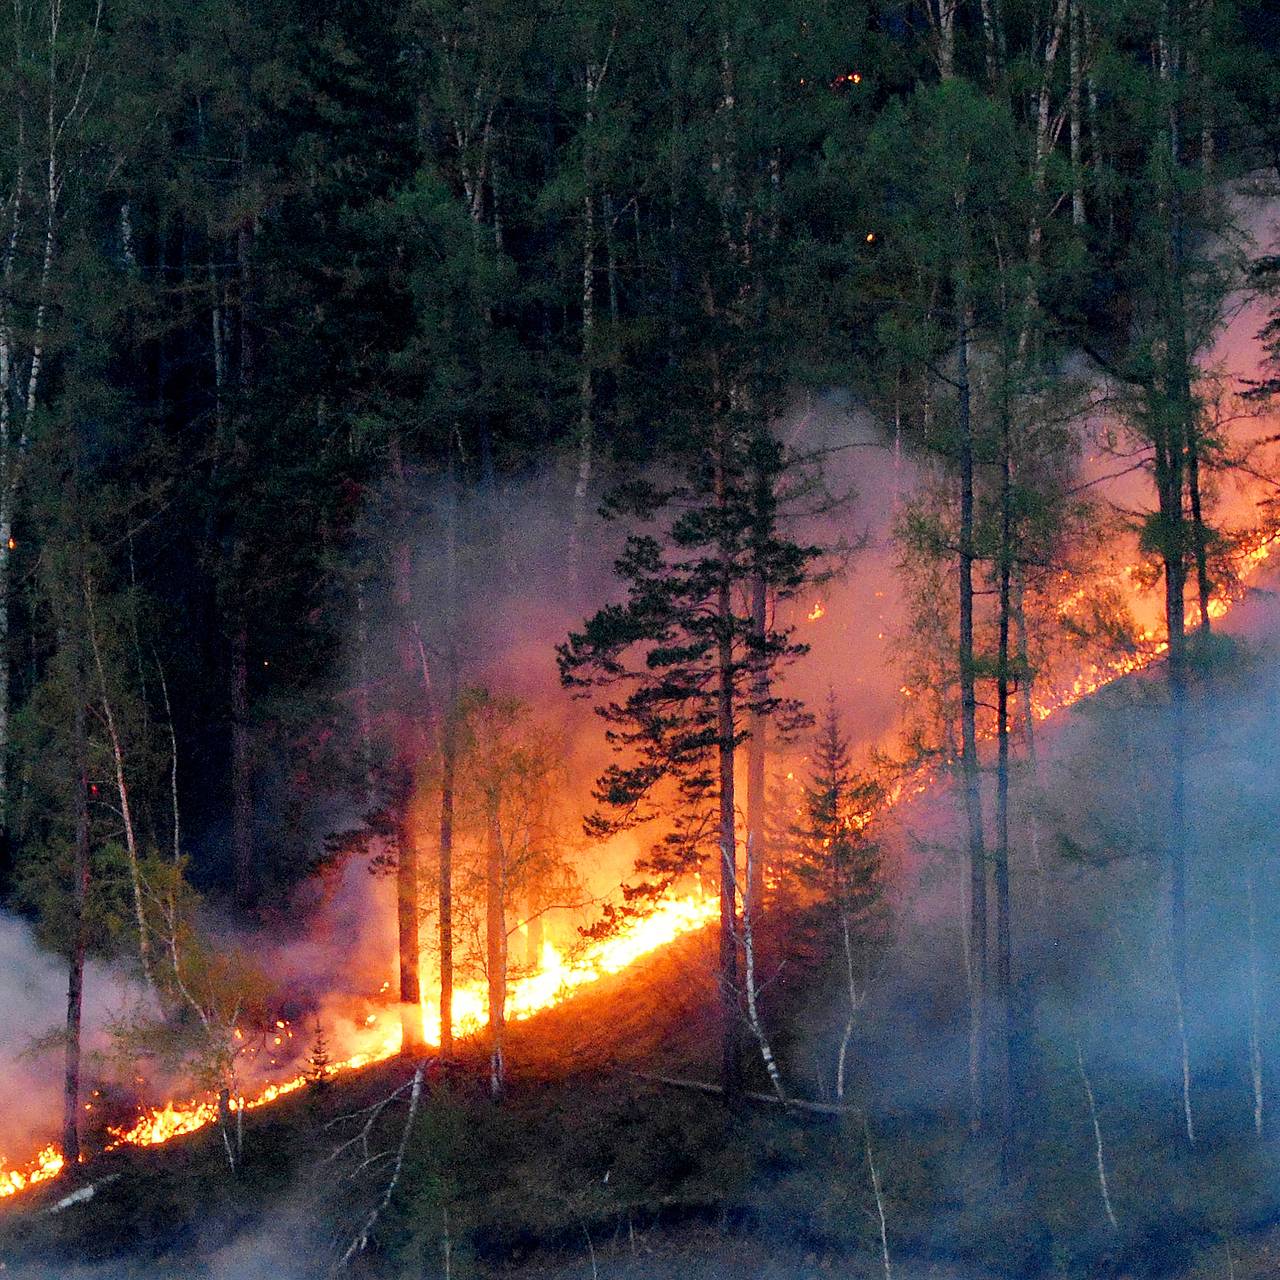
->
[2,914,1279,1280]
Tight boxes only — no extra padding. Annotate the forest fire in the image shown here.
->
[0,1146,64,1199]
[0,525,1275,1205]
[420,887,718,1041]
[0,887,719,1192]
[1027,527,1278,721]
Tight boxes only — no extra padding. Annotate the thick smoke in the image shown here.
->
[0,915,140,1156]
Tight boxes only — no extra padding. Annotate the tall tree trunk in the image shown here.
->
[1187,433,1212,633]
[486,789,506,1098]
[229,619,252,907]
[572,188,596,575]
[86,578,154,990]
[1012,569,1047,918]
[229,179,255,911]
[438,446,459,1060]
[1159,404,1194,1146]
[1158,9,1195,1140]
[979,0,1003,84]
[746,572,767,917]
[716,600,741,1105]
[930,0,957,80]
[995,398,1015,1180]
[355,579,375,793]
[396,787,423,1055]
[1070,0,1086,225]
[390,435,424,1055]
[63,664,90,1167]
[714,418,741,1105]
[956,301,988,1135]
[1246,867,1264,1136]
[438,710,456,1058]
[1198,0,1215,174]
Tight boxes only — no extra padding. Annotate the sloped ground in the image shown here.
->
[7,590,1280,1278]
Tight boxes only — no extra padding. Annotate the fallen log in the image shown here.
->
[634,1073,860,1116]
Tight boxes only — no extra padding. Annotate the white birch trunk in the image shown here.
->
[86,577,154,990]
[741,867,786,1103]
[0,0,103,831]
[1075,1038,1119,1230]
[1175,977,1196,1146]
[1069,0,1085,225]
[865,1123,893,1280]
[1246,869,1263,1136]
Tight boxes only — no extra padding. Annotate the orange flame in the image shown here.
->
[0,889,719,1180]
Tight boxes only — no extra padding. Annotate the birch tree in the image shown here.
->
[0,0,104,834]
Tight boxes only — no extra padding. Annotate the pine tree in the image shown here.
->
[560,420,815,1100]
[306,1019,333,1089]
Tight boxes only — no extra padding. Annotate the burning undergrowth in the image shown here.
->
[0,380,1272,1202]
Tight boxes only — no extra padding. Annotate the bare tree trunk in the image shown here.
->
[1187,434,1212,633]
[1164,479,1194,1143]
[229,184,255,912]
[155,654,180,867]
[1199,0,1215,174]
[1159,0,1196,1149]
[603,191,619,326]
[86,577,154,989]
[63,665,90,1167]
[572,182,596,577]
[1070,0,1085,225]
[354,580,375,792]
[716,441,741,1106]
[956,301,988,1136]
[865,1122,893,1280]
[1013,570,1047,918]
[746,572,767,918]
[928,0,957,80]
[486,789,506,1098]
[570,44,613,577]
[438,720,456,1058]
[835,910,863,1102]
[1246,868,1264,1136]
[230,619,252,906]
[439,449,459,1060]
[741,869,785,1102]
[741,561,782,1098]
[1075,1038,1118,1231]
[210,250,226,442]
[390,435,424,1055]
[978,0,1003,84]
[994,401,1015,1180]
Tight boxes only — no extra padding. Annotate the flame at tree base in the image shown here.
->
[0,889,719,1197]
